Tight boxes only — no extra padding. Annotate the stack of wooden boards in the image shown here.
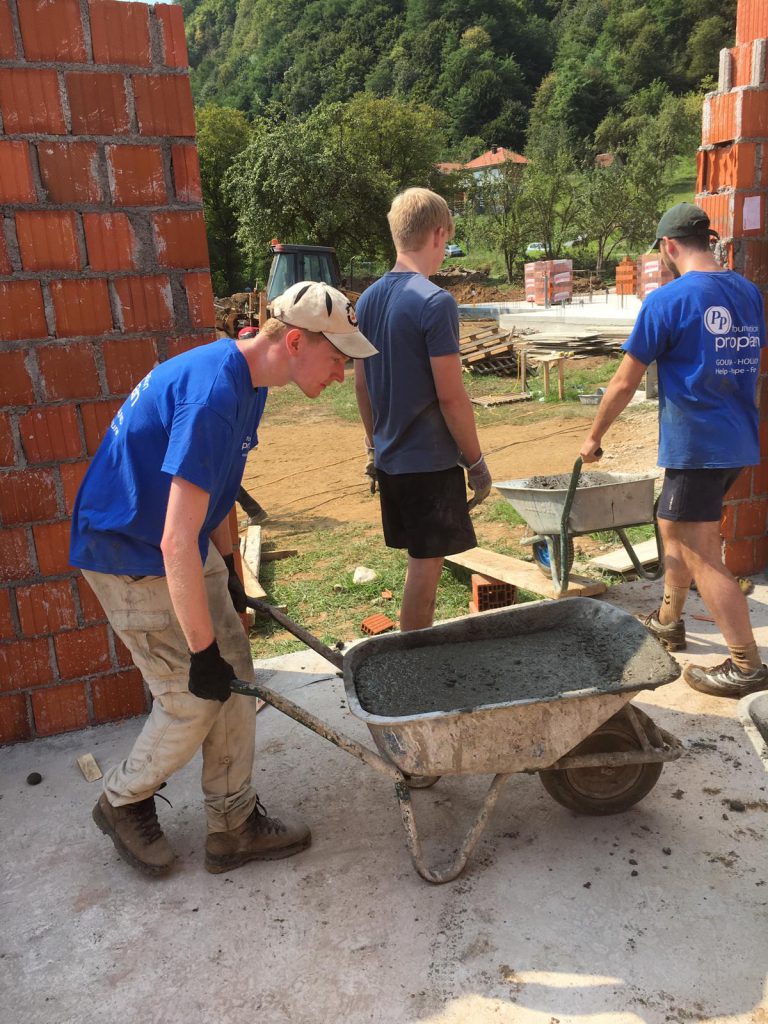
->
[459,324,519,375]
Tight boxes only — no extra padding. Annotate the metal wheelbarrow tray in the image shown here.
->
[233,597,682,884]
[494,460,663,595]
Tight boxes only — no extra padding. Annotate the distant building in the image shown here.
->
[438,145,528,214]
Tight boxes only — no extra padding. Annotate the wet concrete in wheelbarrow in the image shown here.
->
[354,624,674,717]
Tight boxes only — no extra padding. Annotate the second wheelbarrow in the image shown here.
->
[494,457,664,595]
[234,596,682,884]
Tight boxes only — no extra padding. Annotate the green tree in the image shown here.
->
[224,97,446,278]
[195,103,250,294]
[466,161,531,282]
[523,128,581,258]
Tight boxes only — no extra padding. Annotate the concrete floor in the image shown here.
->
[2,578,768,1024]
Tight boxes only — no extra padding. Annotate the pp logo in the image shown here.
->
[704,306,732,334]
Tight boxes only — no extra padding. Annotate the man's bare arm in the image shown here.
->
[430,353,482,464]
[354,359,374,445]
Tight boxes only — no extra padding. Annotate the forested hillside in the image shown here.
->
[181,0,735,153]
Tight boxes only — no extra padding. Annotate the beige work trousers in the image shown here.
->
[83,547,257,833]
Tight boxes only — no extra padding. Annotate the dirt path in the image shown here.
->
[243,403,659,542]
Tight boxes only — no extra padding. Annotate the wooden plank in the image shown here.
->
[589,538,659,574]
[261,548,298,562]
[471,393,531,407]
[445,547,607,599]
[240,524,266,599]
[76,753,102,782]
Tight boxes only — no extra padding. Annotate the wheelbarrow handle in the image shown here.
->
[244,595,344,671]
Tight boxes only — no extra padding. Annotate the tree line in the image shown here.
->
[185,0,736,291]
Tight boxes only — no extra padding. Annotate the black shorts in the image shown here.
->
[657,467,743,522]
[376,466,476,559]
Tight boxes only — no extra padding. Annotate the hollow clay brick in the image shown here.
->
[37,341,101,402]
[19,405,82,464]
[133,74,196,136]
[0,694,30,743]
[0,586,14,640]
[59,461,89,514]
[0,281,48,343]
[0,1,15,59]
[92,667,149,723]
[153,211,209,268]
[0,349,35,405]
[102,337,157,394]
[32,520,72,576]
[106,144,167,206]
[89,0,151,66]
[736,499,768,537]
[17,0,86,62]
[54,623,111,680]
[171,144,203,203]
[737,0,768,46]
[723,537,761,577]
[80,398,122,454]
[76,575,107,624]
[66,72,131,135]
[0,227,11,274]
[0,636,53,691]
[16,211,82,273]
[32,682,89,736]
[83,212,137,272]
[113,274,173,332]
[0,141,36,204]
[0,468,58,526]
[0,412,14,467]
[155,3,189,68]
[0,527,32,582]
[50,280,113,340]
[37,142,102,204]
[184,271,216,327]
[16,579,78,636]
[0,68,66,134]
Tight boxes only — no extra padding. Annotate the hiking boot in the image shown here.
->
[92,793,175,877]
[684,659,768,699]
[642,612,686,652]
[205,799,311,873]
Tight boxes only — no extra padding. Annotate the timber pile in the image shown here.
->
[513,328,628,365]
[459,324,521,376]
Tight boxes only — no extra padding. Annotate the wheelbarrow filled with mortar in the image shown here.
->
[233,595,682,884]
[494,457,664,596]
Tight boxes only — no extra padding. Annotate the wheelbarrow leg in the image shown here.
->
[394,773,513,884]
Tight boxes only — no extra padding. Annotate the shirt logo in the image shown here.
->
[704,306,732,334]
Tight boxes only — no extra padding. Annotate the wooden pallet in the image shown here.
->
[445,547,607,600]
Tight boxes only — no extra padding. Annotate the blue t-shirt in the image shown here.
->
[623,270,766,468]
[70,338,267,575]
[355,272,460,473]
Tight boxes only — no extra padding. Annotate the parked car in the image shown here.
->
[525,241,546,258]
[444,243,465,258]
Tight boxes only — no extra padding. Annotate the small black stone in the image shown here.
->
[727,799,746,813]
[662,847,672,855]
[26,772,42,785]
[630,870,638,877]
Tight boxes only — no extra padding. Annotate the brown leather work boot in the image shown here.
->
[205,799,311,874]
[93,792,175,877]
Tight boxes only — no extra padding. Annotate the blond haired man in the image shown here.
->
[355,188,492,631]
[71,283,376,876]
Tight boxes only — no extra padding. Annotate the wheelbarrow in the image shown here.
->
[494,457,665,596]
[234,595,682,884]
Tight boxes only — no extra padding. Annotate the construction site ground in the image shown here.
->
[3,572,768,1024]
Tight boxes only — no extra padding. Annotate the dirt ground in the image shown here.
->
[242,396,659,550]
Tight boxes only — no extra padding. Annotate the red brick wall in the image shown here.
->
[0,0,216,743]
[697,3,768,577]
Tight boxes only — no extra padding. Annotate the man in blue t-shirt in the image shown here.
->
[354,188,492,633]
[580,202,767,698]
[71,282,376,877]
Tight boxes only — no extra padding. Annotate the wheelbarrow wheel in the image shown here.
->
[532,536,574,579]
[538,708,663,816]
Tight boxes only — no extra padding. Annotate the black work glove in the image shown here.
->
[189,640,235,702]
[365,448,378,494]
[223,552,247,613]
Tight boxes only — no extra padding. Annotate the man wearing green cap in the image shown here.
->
[580,202,768,699]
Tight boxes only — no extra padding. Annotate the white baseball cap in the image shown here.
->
[270,281,377,359]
